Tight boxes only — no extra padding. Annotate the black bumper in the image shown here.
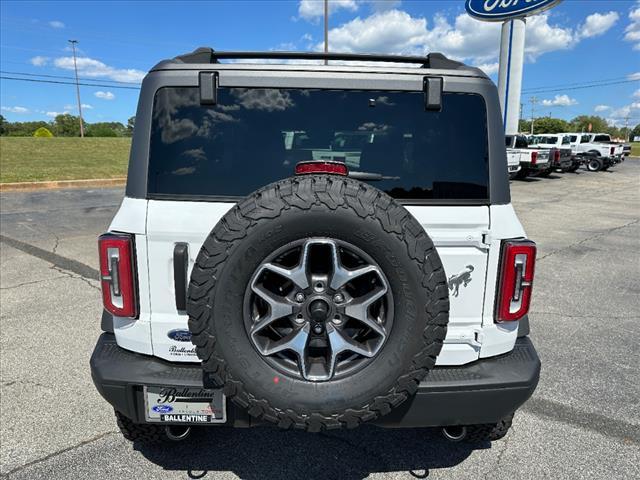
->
[90,333,540,428]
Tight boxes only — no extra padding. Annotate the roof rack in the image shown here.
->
[171,48,470,71]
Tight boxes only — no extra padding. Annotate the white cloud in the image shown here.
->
[30,56,49,66]
[624,3,640,50]
[594,105,611,112]
[64,103,93,110]
[629,72,640,80]
[1,106,30,114]
[474,62,499,75]
[49,20,65,29]
[576,12,619,40]
[608,102,640,120]
[45,111,70,117]
[634,89,640,98]
[541,94,578,107]
[94,91,115,100]
[320,8,622,69]
[52,56,145,83]
[299,0,358,21]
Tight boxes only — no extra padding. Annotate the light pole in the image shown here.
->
[324,0,328,65]
[68,39,84,138]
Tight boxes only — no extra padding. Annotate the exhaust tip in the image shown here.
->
[165,425,191,441]
[442,425,467,442]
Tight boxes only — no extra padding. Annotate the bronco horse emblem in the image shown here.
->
[448,265,474,297]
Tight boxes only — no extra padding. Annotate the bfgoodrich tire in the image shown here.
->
[187,175,449,432]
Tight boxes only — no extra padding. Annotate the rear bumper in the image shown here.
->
[90,333,540,428]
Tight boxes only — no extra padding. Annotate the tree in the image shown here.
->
[630,124,640,141]
[127,116,135,136]
[531,117,569,134]
[570,115,609,134]
[52,113,85,137]
[518,119,531,133]
[0,114,6,135]
[86,122,126,137]
[33,127,53,137]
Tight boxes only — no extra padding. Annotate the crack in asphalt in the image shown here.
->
[50,264,101,292]
[1,379,52,390]
[0,431,117,478]
[0,234,99,281]
[537,219,639,261]
[0,276,68,290]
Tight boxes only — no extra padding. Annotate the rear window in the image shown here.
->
[514,136,529,148]
[592,134,611,142]
[148,87,489,202]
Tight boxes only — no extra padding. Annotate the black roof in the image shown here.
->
[162,47,475,72]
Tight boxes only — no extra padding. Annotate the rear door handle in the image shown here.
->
[173,243,189,311]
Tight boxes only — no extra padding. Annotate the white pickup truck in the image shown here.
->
[529,134,579,173]
[562,133,624,171]
[506,134,551,179]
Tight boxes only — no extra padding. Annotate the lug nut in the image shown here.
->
[332,315,342,325]
[294,314,305,324]
[313,323,324,334]
[295,292,305,303]
[333,293,344,304]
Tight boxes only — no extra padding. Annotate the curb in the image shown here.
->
[0,178,126,192]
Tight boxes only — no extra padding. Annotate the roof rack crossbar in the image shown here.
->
[172,48,469,71]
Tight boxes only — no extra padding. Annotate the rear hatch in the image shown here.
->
[140,71,497,366]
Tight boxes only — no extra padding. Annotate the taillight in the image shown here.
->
[531,151,537,165]
[295,161,348,176]
[554,150,560,161]
[610,147,615,155]
[496,240,536,322]
[98,233,138,318]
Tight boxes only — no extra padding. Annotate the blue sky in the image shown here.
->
[1,0,638,126]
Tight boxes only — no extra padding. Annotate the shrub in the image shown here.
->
[33,127,54,137]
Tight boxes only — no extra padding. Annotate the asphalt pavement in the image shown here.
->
[1,161,639,479]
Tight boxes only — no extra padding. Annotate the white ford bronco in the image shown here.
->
[91,49,540,444]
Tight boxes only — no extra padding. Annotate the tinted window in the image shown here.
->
[593,134,611,142]
[514,136,529,148]
[148,88,489,201]
[561,136,570,144]
[570,135,578,142]
[581,135,590,143]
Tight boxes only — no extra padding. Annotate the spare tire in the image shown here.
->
[187,175,449,431]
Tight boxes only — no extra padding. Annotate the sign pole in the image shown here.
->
[497,18,526,135]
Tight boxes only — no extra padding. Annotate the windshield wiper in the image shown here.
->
[348,171,400,181]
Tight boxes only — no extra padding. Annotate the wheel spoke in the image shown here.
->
[326,324,374,378]
[260,260,309,290]
[344,285,388,337]
[329,241,381,290]
[260,324,310,359]
[250,283,294,334]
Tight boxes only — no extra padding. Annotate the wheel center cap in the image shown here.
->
[308,299,330,322]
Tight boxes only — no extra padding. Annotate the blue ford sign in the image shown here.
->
[465,0,562,22]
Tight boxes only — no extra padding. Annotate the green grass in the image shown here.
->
[0,137,131,183]
[630,143,640,157]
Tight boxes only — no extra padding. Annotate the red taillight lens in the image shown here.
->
[98,233,138,318]
[610,147,615,155]
[531,151,538,165]
[496,240,536,322]
[554,150,560,161]
[295,161,348,176]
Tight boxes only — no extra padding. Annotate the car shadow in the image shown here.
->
[135,425,484,479]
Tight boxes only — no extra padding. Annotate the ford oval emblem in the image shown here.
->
[167,329,192,342]
[465,0,562,22]
[152,404,174,414]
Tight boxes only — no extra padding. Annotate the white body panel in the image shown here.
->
[109,197,528,367]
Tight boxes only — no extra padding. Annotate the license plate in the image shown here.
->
[144,386,226,424]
